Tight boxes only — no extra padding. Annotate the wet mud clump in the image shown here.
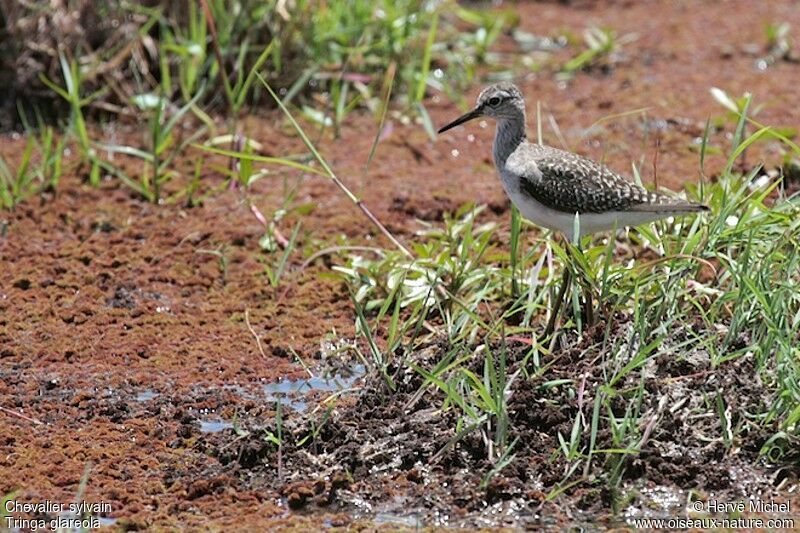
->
[196,336,786,528]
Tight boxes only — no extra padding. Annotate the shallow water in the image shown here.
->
[193,364,366,433]
[263,364,366,413]
[199,419,234,433]
[135,390,158,402]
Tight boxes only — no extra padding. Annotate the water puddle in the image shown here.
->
[135,390,158,402]
[263,364,366,413]
[623,484,686,522]
[374,511,423,528]
[199,419,234,433]
[346,494,427,528]
[194,364,366,433]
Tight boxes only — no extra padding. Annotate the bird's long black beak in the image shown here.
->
[438,108,482,134]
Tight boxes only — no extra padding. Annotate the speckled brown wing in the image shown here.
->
[516,146,664,214]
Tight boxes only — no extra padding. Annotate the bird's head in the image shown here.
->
[438,82,525,134]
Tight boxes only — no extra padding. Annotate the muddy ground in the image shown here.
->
[2,0,800,529]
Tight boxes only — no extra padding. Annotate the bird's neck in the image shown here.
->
[492,112,527,168]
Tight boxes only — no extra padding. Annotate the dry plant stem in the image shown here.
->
[357,200,413,258]
[260,77,413,258]
[229,134,244,190]
[547,111,569,151]
[660,370,714,384]
[245,308,267,359]
[199,0,233,104]
[0,405,44,425]
[249,203,289,249]
[272,227,290,248]
[639,396,669,450]
[637,253,718,277]
[545,267,571,337]
[299,245,384,270]
[583,282,594,327]
[362,61,397,181]
[653,137,660,190]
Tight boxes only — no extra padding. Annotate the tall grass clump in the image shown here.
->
[335,118,800,501]
[0,121,66,209]
[2,0,507,206]
[5,0,503,126]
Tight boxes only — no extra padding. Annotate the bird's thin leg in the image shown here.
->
[583,282,594,327]
[545,266,571,338]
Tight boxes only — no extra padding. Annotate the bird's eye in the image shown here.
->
[488,96,501,106]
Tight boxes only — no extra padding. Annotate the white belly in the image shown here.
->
[498,171,670,238]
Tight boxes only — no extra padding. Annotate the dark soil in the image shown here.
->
[2,0,799,528]
[190,336,781,528]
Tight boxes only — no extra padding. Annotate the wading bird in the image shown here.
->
[438,82,709,334]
